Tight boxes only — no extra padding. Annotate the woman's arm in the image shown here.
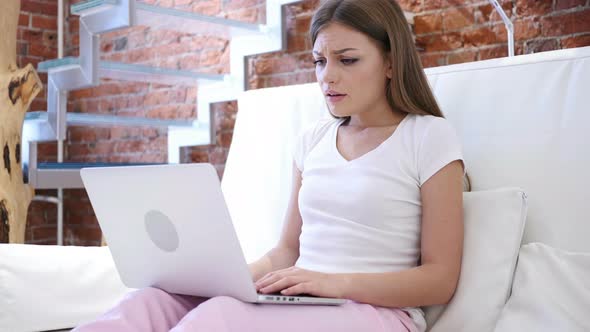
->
[340,160,465,307]
[249,162,303,282]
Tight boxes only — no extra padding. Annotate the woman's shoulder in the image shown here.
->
[298,117,341,141]
[404,113,455,136]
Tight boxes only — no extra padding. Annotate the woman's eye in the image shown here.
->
[313,58,357,66]
[341,58,358,65]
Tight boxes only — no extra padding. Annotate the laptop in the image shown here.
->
[80,163,346,305]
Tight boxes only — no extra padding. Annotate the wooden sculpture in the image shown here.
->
[0,0,42,243]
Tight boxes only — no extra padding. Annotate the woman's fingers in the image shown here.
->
[259,276,302,294]
[280,281,313,296]
[255,268,296,290]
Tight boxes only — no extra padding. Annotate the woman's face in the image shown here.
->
[313,22,392,118]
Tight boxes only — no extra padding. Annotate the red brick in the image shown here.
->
[216,131,233,148]
[442,8,474,31]
[67,143,91,156]
[101,40,113,53]
[68,127,97,143]
[143,128,160,139]
[27,214,49,226]
[127,30,148,50]
[32,15,57,30]
[114,140,144,153]
[294,71,316,85]
[19,14,30,27]
[209,146,228,164]
[145,105,177,119]
[295,16,312,35]
[68,215,99,227]
[63,225,102,246]
[396,0,422,12]
[102,96,129,112]
[227,7,260,24]
[191,0,222,16]
[199,49,225,66]
[448,51,477,64]
[422,0,445,11]
[186,87,198,103]
[183,35,227,50]
[287,32,310,53]
[69,17,79,34]
[223,0,262,11]
[63,200,93,216]
[29,97,46,111]
[20,29,43,43]
[90,83,123,98]
[416,32,463,52]
[555,0,586,11]
[479,45,510,60]
[462,27,500,47]
[524,39,559,54]
[126,49,152,63]
[414,14,443,35]
[148,89,186,106]
[20,0,58,15]
[541,9,590,37]
[149,30,185,46]
[513,19,541,41]
[189,148,210,163]
[43,31,57,46]
[28,43,57,58]
[89,142,116,155]
[515,0,552,17]
[121,83,148,95]
[561,34,590,48]
[110,127,141,139]
[146,137,167,151]
[297,0,320,13]
[419,54,443,68]
[179,104,197,118]
[296,53,315,71]
[475,2,514,24]
[69,88,93,99]
[17,42,28,56]
[31,225,58,241]
[276,56,297,74]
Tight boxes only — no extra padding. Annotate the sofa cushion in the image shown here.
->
[493,243,590,332]
[0,244,132,332]
[425,187,527,332]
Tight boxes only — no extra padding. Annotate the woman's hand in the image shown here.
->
[254,266,348,299]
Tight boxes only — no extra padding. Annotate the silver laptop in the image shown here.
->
[80,163,345,305]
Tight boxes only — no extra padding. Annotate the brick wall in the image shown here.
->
[18,0,60,244]
[23,0,589,245]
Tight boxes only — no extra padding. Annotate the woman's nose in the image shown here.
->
[319,61,338,84]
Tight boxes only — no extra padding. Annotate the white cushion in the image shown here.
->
[427,46,590,252]
[0,244,132,332]
[494,243,590,332]
[425,187,527,332]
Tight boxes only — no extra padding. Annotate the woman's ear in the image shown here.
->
[385,59,393,79]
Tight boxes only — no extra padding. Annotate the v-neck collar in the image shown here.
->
[333,113,410,164]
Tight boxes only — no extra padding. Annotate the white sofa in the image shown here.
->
[1,45,589,332]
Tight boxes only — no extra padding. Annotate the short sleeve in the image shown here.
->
[417,117,465,186]
[292,127,309,172]
[292,119,334,172]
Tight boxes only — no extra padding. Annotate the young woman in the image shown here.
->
[74,0,465,331]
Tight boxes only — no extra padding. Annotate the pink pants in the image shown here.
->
[73,287,418,332]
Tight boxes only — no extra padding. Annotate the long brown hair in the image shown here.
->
[310,0,443,118]
[310,0,472,191]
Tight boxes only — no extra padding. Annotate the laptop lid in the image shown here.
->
[80,163,259,302]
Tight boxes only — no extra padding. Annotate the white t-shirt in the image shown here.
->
[292,113,465,332]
